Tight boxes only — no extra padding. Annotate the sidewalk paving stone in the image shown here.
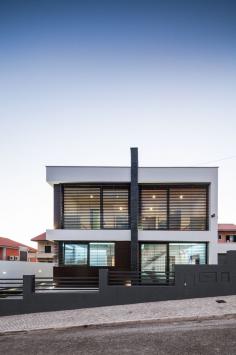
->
[0,295,236,333]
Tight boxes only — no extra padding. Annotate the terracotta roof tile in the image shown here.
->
[31,232,46,241]
[0,237,36,252]
[218,224,236,231]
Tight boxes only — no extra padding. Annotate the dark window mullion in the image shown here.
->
[128,186,131,229]
[61,184,64,229]
[138,187,141,229]
[88,243,90,266]
[166,243,170,284]
[100,187,104,229]
[166,243,170,274]
[167,188,170,230]
[206,186,209,231]
[63,242,65,266]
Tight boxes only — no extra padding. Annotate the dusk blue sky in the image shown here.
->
[0,0,236,245]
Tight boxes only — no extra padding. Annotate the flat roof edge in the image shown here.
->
[46,166,219,168]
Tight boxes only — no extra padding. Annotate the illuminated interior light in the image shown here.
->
[179,195,184,200]
[152,195,156,199]
[90,195,94,199]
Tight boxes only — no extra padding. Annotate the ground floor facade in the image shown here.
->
[54,241,208,277]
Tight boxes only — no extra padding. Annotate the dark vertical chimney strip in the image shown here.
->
[130,147,139,271]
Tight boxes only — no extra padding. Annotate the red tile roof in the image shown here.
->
[0,237,36,252]
[31,232,46,241]
[218,224,236,232]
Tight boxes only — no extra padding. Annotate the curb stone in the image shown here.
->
[1,313,236,335]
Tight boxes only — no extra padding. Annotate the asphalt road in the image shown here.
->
[1,318,236,355]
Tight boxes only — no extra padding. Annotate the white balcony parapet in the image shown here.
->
[46,229,131,241]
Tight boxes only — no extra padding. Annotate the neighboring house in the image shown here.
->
[45,147,218,278]
[218,224,236,243]
[31,233,55,263]
[0,237,37,262]
[217,224,236,263]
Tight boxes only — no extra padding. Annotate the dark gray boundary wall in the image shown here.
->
[1,251,236,317]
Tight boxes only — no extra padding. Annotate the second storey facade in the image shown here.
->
[46,149,218,276]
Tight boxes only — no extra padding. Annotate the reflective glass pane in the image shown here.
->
[64,243,88,265]
[141,244,167,272]
[89,243,115,266]
[169,243,206,271]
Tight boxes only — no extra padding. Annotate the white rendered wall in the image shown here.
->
[46,229,131,241]
[215,243,236,254]
[138,167,217,183]
[0,261,55,278]
[46,166,130,185]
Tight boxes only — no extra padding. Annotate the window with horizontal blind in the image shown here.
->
[169,187,208,231]
[64,186,100,229]
[140,189,167,230]
[139,185,208,231]
[103,189,129,229]
[63,185,130,230]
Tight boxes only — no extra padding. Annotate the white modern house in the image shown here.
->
[45,148,218,278]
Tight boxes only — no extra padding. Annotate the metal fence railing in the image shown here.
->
[0,271,175,299]
[108,271,175,286]
[0,278,23,298]
[35,276,99,292]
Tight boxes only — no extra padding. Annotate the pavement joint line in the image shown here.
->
[1,313,236,335]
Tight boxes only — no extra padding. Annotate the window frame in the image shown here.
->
[140,241,208,274]
[63,243,89,266]
[61,241,116,268]
[62,184,130,230]
[89,242,115,267]
[44,245,52,254]
[139,184,209,231]
[102,186,130,230]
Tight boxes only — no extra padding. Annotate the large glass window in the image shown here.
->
[64,244,88,265]
[139,185,208,231]
[63,185,129,230]
[64,187,100,229]
[62,242,115,266]
[140,189,167,230]
[169,243,207,271]
[141,243,207,272]
[89,243,115,266]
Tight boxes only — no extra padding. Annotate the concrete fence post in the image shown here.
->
[99,269,108,291]
[23,275,35,300]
